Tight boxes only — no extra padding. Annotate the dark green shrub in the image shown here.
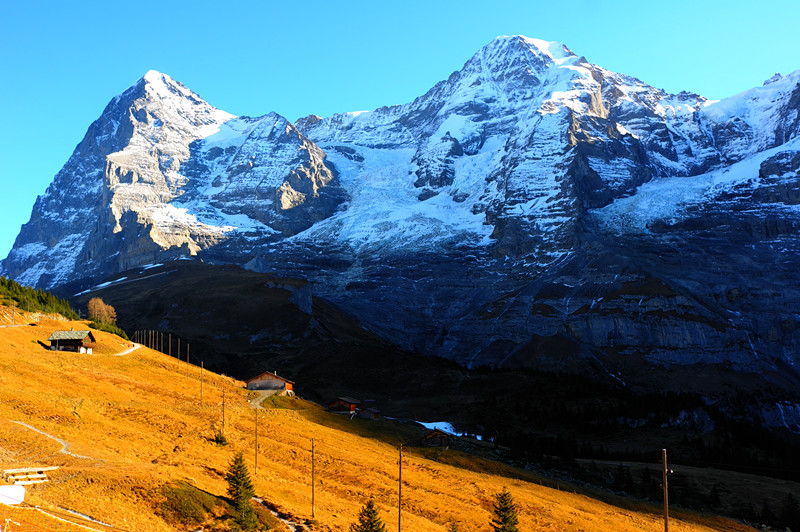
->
[213,431,229,446]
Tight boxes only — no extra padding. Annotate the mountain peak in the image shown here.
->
[488,35,575,63]
[135,69,207,105]
[142,69,170,84]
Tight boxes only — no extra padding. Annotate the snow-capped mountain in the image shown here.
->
[3,36,800,420]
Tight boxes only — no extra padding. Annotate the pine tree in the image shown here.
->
[446,520,461,532]
[491,488,520,532]
[349,499,387,532]
[225,451,258,530]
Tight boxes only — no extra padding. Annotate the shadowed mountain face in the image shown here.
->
[72,261,800,471]
[5,36,800,427]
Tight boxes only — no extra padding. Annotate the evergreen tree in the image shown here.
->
[446,520,461,532]
[491,488,519,532]
[225,451,258,530]
[349,499,387,532]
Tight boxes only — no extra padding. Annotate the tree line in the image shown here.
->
[0,276,78,320]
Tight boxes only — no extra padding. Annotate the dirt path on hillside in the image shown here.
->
[253,498,308,531]
[248,390,279,409]
[110,343,140,356]
[10,421,94,460]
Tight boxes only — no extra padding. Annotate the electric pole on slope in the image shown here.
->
[662,448,670,532]
[311,438,316,519]
[254,409,258,476]
[398,444,403,532]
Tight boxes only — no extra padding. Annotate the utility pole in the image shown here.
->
[662,448,669,532]
[312,438,316,519]
[168,333,171,357]
[398,444,403,532]
[255,410,259,476]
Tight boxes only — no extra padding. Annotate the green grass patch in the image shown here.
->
[157,481,223,527]
[259,394,304,410]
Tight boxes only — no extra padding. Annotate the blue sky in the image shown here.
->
[2,0,799,264]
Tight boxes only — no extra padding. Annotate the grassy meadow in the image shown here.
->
[0,310,757,531]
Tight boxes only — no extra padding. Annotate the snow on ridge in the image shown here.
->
[701,69,800,123]
[148,203,234,236]
[494,35,572,61]
[593,135,800,234]
[290,136,500,253]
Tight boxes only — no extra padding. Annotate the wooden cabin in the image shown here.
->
[48,330,96,354]
[356,407,381,421]
[422,428,452,447]
[245,371,294,392]
[328,396,360,413]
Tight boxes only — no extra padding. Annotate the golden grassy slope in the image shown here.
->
[0,313,755,531]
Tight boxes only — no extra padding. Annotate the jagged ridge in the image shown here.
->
[3,36,800,426]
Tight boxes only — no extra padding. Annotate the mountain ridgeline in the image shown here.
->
[3,36,800,430]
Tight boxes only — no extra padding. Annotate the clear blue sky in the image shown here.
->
[2,0,799,263]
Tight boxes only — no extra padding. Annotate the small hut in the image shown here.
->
[356,407,381,421]
[422,428,452,447]
[245,371,294,392]
[328,397,360,413]
[48,330,96,354]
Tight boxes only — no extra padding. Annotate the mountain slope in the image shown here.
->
[3,36,800,421]
[0,313,763,532]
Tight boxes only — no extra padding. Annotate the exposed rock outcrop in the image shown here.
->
[3,37,800,423]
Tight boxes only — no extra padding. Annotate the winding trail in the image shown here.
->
[248,389,279,409]
[110,343,140,357]
[10,421,94,460]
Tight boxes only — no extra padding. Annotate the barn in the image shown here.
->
[48,330,96,354]
[245,371,294,392]
[422,428,452,447]
[328,397,360,413]
[356,407,381,420]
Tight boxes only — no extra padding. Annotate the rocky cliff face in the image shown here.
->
[3,36,800,424]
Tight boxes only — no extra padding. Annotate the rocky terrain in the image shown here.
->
[3,36,800,428]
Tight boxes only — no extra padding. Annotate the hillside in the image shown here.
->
[69,261,800,492]
[0,310,760,531]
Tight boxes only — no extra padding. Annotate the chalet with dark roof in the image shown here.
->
[48,330,96,354]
